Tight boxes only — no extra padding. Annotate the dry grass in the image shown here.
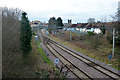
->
[49,33,120,70]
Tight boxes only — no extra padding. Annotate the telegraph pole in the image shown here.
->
[112,28,115,57]
[70,30,72,41]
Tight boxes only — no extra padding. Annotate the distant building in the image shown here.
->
[77,23,82,27]
[71,24,77,27]
[68,19,72,24]
[41,23,48,27]
[30,20,41,28]
[64,19,72,27]
[32,20,41,25]
[68,19,72,27]
[33,20,40,23]
[64,23,68,26]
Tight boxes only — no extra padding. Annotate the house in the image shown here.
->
[71,24,77,27]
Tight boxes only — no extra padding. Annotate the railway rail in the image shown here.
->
[40,30,90,79]
[40,29,120,80]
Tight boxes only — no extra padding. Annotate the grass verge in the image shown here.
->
[49,35,120,70]
[36,40,52,65]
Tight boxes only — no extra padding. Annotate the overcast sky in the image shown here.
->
[1,0,120,23]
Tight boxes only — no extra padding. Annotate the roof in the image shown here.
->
[33,20,40,23]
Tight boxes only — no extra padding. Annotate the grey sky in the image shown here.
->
[1,0,119,23]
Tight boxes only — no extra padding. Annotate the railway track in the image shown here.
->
[48,40,120,79]
[46,41,92,79]
[40,30,90,79]
[40,29,120,79]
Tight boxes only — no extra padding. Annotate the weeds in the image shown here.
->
[36,39,52,65]
[49,32,120,70]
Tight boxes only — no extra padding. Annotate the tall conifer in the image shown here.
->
[20,12,32,56]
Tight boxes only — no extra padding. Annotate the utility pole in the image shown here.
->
[112,28,115,57]
[79,28,80,38]
[70,30,72,41]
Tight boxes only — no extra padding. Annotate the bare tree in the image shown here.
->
[87,18,95,24]
[110,15,117,22]
[2,7,22,78]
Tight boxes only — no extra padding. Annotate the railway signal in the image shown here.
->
[108,54,112,65]
[54,58,59,64]
[35,36,38,41]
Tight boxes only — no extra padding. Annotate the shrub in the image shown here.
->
[86,35,101,48]
[101,28,106,35]
[87,31,95,36]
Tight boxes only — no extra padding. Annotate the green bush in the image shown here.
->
[87,31,95,36]
[101,28,106,35]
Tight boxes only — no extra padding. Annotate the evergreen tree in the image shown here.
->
[48,17,56,26]
[115,8,120,45]
[20,12,32,56]
[56,17,64,27]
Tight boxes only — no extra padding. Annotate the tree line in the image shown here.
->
[2,7,32,77]
[2,7,22,77]
[48,17,64,27]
